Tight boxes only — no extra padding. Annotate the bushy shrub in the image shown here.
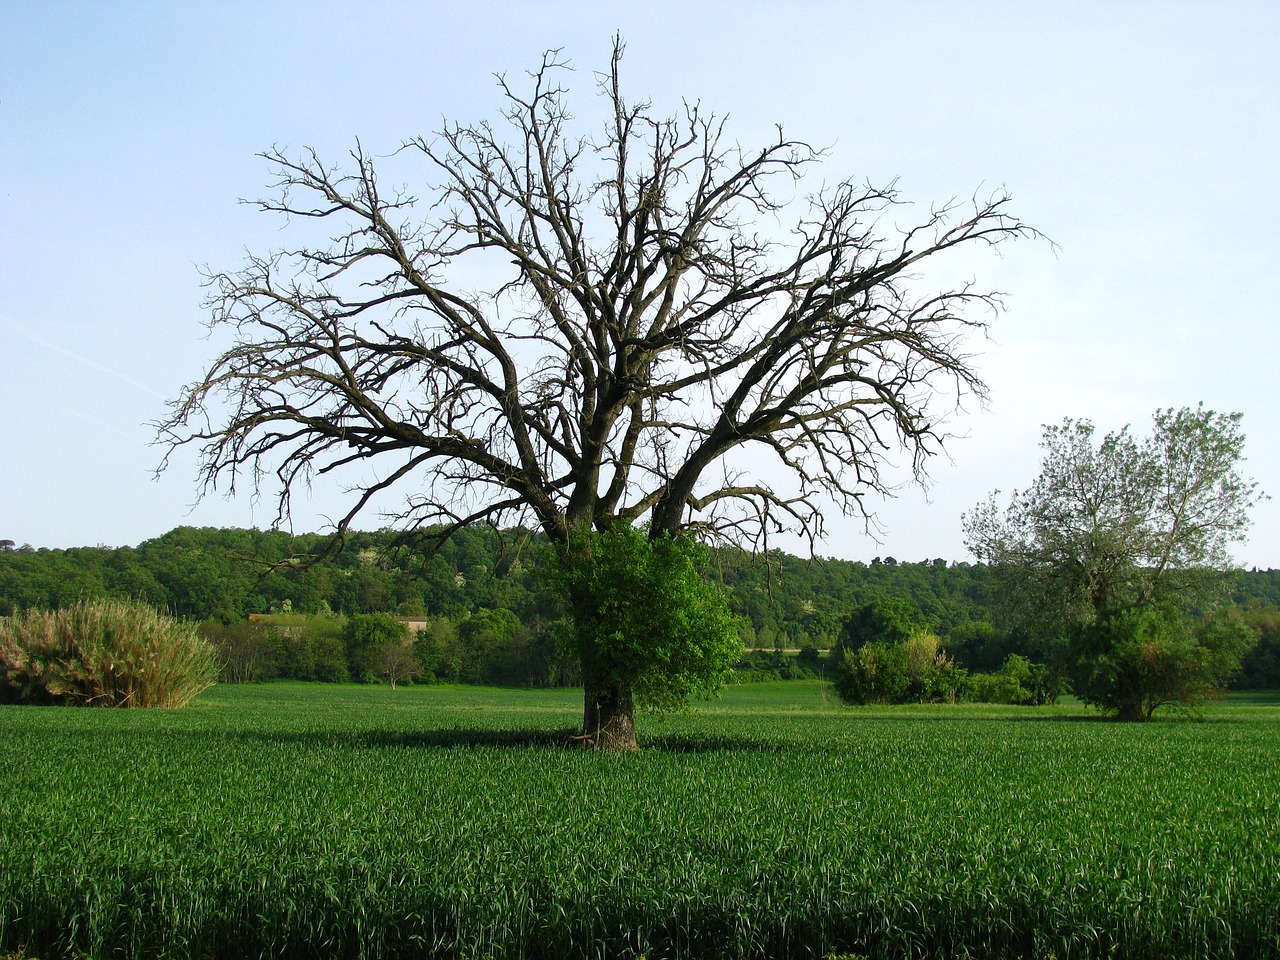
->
[0,598,217,707]
[1074,607,1255,720]
[902,630,968,703]
[834,630,968,705]
[969,665,1033,705]
[950,653,1061,706]
[834,641,910,704]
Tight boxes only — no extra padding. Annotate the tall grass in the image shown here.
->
[0,598,217,707]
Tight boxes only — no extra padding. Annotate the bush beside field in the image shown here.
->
[0,598,217,707]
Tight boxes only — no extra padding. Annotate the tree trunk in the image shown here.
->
[581,680,638,751]
[1116,698,1145,722]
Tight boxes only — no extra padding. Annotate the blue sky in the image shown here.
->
[3,1,1278,566]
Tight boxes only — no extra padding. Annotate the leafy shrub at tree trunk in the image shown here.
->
[0,598,217,707]
[548,524,743,749]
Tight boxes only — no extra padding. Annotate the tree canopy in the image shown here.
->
[836,596,921,654]
[158,40,1035,747]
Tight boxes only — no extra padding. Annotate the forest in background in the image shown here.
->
[2,525,1279,689]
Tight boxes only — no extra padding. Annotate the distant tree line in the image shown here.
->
[2,526,1278,690]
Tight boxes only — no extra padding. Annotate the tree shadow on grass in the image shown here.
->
[812,709,1109,724]
[225,726,588,750]
[640,732,789,753]
[216,726,794,752]
[370,729,792,752]
[1002,709,1241,724]
[357,727,588,749]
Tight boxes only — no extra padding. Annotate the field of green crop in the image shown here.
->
[1,682,1278,959]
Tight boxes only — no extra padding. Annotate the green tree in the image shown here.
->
[157,41,1034,748]
[964,406,1264,718]
[549,524,743,749]
[837,596,920,654]
[456,608,522,684]
[343,613,409,682]
[1074,607,1255,719]
[944,620,1011,672]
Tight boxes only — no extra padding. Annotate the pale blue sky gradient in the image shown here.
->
[3,1,1278,565]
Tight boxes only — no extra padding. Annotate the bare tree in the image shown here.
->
[373,637,419,691]
[159,40,1036,748]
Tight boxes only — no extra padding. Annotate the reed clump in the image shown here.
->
[0,598,216,707]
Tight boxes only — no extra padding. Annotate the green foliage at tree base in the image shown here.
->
[549,524,744,712]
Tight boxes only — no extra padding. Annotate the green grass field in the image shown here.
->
[1,682,1278,959]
